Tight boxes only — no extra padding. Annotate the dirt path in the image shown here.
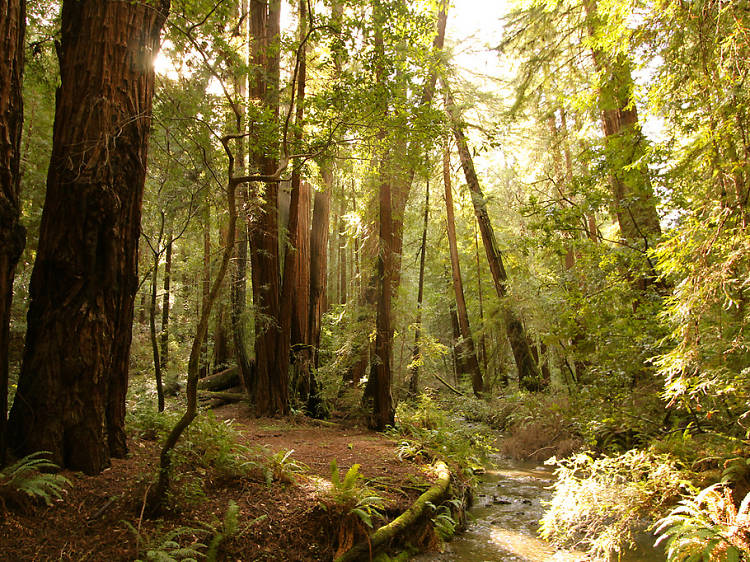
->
[0,404,433,561]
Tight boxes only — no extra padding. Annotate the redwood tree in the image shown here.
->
[0,0,26,466]
[7,0,169,474]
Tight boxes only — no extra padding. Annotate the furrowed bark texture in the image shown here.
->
[248,0,287,416]
[0,0,26,466]
[7,0,169,474]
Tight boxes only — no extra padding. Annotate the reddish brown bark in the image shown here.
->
[365,9,394,430]
[7,0,169,474]
[248,0,286,416]
[0,0,26,465]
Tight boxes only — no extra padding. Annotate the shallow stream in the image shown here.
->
[415,457,666,561]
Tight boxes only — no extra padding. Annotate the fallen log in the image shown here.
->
[334,461,451,562]
[197,366,239,391]
[197,389,247,402]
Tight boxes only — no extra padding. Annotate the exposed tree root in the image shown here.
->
[334,461,451,562]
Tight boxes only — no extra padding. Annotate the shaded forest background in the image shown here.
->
[1,0,750,558]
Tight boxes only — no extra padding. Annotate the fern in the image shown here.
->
[655,484,750,561]
[124,521,207,562]
[0,451,70,508]
[327,459,384,528]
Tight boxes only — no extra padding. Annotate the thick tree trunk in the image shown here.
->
[443,145,483,396]
[7,0,168,474]
[248,0,286,416]
[444,87,542,392]
[0,0,26,466]
[366,11,395,431]
[369,167,395,430]
[584,0,661,285]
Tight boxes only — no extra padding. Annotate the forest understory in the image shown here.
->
[2,0,750,560]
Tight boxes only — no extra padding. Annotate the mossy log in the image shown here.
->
[196,366,239,391]
[334,461,451,562]
[197,390,246,402]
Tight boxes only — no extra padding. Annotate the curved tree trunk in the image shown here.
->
[8,0,169,474]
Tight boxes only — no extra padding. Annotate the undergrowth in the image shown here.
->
[391,392,494,473]
[0,452,70,511]
[539,449,693,560]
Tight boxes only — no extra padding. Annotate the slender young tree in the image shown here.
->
[444,86,542,392]
[160,227,173,373]
[8,0,169,473]
[407,177,430,396]
[0,0,26,466]
[443,144,483,396]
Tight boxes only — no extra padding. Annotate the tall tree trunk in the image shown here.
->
[444,87,542,392]
[474,224,488,374]
[443,145,483,396]
[338,190,347,305]
[391,1,447,291]
[275,0,308,416]
[369,166,395,429]
[408,178,430,396]
[200,201,211,378]
[248,0,286,416]
[366,6,394,430]
[310,169,331,370]
[8,0,169,473]
[149,226,165,412]
[230,0,253,392]
[584,0,661,285]
[160,228,172,373]
[0,0,26,466]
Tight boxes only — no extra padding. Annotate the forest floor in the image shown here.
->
[0,403,440,561]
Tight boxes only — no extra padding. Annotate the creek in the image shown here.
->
[415,456,666,561]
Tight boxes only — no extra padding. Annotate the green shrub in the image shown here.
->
[325,459,384,529]
[392,392,495,472]
[540,450,693,560]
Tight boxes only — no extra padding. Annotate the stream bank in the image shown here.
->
[415,455,666,561]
